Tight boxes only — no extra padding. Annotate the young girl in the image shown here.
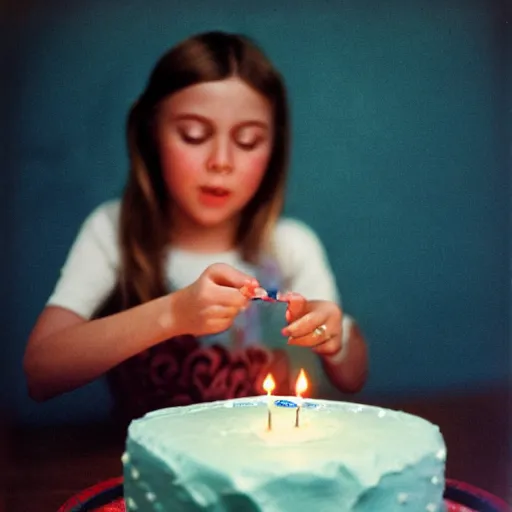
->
[23,31,368,422]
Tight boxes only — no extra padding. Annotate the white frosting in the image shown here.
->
[431,476,441,486]
[397,492,409,504]
[126,497,137,510]
[124,396,447,512]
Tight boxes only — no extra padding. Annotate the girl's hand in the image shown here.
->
[173,263,259,337]
[280,293,343,357]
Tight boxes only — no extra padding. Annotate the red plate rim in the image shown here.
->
[58,477,511,512]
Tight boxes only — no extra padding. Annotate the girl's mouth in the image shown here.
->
[198,186,232,207]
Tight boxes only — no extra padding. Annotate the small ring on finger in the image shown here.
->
[313,324,328,341]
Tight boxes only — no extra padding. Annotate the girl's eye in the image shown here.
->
[178,125,211,145]
[235,134,265,151]
[181,133,208,145]
[236,139,260,151]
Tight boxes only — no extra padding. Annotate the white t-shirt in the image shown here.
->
[47,199,344,322]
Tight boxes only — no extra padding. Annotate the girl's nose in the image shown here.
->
[206,140,233,174]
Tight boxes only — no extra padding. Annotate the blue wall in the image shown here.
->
[2,0,509,425]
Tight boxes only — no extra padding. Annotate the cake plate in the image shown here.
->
[57,477,511,512]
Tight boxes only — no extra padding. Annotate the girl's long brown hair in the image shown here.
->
[96,31,290,316]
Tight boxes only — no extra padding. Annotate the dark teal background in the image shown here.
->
[2,0,510,425]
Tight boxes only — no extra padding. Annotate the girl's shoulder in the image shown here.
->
[273,217,324,249]
[271,217,329,272]
[270,217,338,301]
[73,199,122,258]
[85,198,121,228]
[78,199,121,240]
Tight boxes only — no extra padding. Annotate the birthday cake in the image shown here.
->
[122,395,447,511]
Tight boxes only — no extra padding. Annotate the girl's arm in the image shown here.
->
[275,219,369,393]
[24,263,256,402]
[24,294,179,402]
[319,316,368,393]
[283,298,368,394]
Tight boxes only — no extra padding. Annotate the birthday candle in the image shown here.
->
[295,369,308,428]
[262,374,276,431]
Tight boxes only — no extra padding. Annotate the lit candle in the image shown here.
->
[294,368,308,428]
[262,373,276,431]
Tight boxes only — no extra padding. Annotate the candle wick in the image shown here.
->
[295,395,302,428]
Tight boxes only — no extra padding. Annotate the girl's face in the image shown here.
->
[155,77,273,230]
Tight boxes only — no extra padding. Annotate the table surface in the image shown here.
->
[2,385,510,512]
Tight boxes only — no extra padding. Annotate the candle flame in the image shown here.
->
[263,373,276,395]
[295,368,308,398]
